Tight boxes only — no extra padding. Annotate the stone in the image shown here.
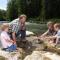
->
[24,51,60,60]
[0,48,26,60]
[24,51,51,60]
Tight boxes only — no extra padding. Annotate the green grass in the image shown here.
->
[26,23,47,35]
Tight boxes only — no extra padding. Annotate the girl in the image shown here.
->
[0,23,17,52]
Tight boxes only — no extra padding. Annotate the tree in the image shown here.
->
[7,0,18,21]
[0,9,6,21]
[45,0,60,19]
[7,0,41,20]
[15,0,22,15]
[20,0,41,18]
[40,0,45,21]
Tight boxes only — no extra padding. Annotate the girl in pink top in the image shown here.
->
[0,23,17,52]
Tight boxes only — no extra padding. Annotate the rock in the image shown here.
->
[24,51,44,60]
[0,48,26,60]
[24,51,51,60]
[26,31,34,36]
[24,51,60,60]
[43,42,60,54]
[44,52,60,60]
[0,56,7,60]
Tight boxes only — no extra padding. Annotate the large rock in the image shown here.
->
[24,51,51,60]
[0,48,26,60]
[43,41,60,54]
[24,51,60,60]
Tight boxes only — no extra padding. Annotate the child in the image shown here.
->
[36,21,56,41]
[54,23,60,45]
[0,23,17,52]
[41,21,56,37]
[44,23,60,45]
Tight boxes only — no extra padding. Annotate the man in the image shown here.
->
[9,14,27,44]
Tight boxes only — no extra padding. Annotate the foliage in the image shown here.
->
[6,0,60,22]
[45,0,60,19]
[7,0,18,21]
[0,9,6,21]
[7,0,41,21]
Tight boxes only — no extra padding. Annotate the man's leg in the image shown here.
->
[17,30,26,41]
[20,30,26,41]
[16,30,26,47]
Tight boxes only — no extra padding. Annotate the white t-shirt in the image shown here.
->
[55,30,60,37]
[55,30,60,43]
[0,31,13,48]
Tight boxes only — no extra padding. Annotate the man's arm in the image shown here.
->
[12,32,16,43]
[11,24,17,43]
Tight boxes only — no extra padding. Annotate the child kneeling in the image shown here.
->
[45,23,60,45]
[0,23,17,52]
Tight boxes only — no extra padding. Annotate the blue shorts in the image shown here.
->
[5,44,17,52]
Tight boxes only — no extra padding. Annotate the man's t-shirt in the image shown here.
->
[9,19,26,39]
[0,31,13,48]
[9,19,20,34]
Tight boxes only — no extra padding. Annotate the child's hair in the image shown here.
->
[47,21,54,26]
[19,14,27,19]
[1,23,9,31]
[54,23,60,29]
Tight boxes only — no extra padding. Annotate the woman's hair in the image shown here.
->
[1,23,9,31]
[19,14,27,19]
[54,23,60,29]
[47,21,54,26]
